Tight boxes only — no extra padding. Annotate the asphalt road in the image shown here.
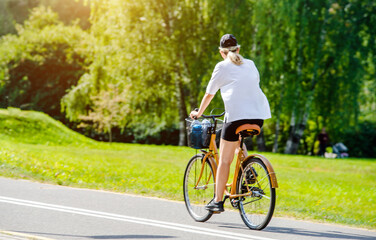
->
[0,177,374,240]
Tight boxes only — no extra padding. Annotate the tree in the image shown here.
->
[0,0,90,36]
[249,0,376,154]
[62,0,223,145]
[0,6,88,120]
[4,0,373,152]
[78,85,129,142]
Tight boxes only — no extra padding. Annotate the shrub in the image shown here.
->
[342,121,376,158]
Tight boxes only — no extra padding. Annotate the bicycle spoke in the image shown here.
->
[236,158,276,230]
[184,154,215,222]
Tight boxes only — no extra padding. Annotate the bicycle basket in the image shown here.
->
[186,118,212,149]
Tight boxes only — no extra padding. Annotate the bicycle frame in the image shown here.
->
[195,126,278,200]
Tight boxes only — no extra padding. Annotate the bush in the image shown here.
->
[0,6,88,120]
[342,121,376,158]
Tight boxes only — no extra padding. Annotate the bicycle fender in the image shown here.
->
[247,154,278,188]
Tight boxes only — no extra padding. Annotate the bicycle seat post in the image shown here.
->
[236,124,261,156]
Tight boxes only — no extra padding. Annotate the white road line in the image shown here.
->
[0,196,278,240]
[0,230,55,240]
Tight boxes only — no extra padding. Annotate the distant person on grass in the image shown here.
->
[317,128,330,156]
[190,34,271,212]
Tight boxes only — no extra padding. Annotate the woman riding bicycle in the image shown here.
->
[190,34,271,212]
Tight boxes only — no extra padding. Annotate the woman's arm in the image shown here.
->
[190,93,214,119]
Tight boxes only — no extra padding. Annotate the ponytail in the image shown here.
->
[227,50,243,66]
[219,46,243,66]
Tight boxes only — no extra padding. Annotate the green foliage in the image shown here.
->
[249,0,376,154]
[0,1,375,153]
[62,0,227,145]
[0,1,17,36]
[0,0,39,36]
[22,4,59,29]
[0,0,90,36]
[78,85,130,142]
[0,6,88,119]
[342,121,376,158]
[39,0,91,29]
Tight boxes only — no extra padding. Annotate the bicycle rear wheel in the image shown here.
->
[183,154,215,222]
[236,158,276,230]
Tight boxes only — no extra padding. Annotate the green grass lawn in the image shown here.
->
[0,108,375,229]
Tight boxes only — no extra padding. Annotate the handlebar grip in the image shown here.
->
[193,108,199,119]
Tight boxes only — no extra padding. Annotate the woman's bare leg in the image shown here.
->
[235,141,248,157]
[214,138,239,202]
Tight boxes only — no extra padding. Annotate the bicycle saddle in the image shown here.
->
[236,124,261,137]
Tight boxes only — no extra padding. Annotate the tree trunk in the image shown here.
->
[302,136,309,154]
[287,105,313,153]
[176,78,187,146]
[310,132,319,155]
[273,86,284,153]
[160,8,187,146]
[272,118,280,153]
[284,1,304,155]
[284,1,331,154]
[108,126,112,143]
[284,112,297,154]
[256,128,267,152]
[310,117,320,155]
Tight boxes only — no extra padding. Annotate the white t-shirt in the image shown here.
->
[206,58,271,122]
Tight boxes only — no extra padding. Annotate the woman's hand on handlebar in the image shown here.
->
[191,93,214,119]
[190,109,200,119]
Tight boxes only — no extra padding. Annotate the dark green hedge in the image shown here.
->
[343,121,376,158]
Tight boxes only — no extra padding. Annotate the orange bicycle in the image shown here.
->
[183,111,278,230]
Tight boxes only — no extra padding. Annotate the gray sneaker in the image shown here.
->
[205,199,224,212]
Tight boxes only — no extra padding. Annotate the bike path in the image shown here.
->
[0,230,55,240]
[0,177,374,240]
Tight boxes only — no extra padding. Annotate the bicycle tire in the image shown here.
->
[183,154,215,222]
[236,157,276,230]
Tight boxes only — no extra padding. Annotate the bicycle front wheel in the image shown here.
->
[236,158,276,230]
[183,154,215,222]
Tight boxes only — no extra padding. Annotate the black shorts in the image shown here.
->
[221,119,264,142]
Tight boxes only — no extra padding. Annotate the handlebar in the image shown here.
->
[202,112,225,119]
[194,108,225,119]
